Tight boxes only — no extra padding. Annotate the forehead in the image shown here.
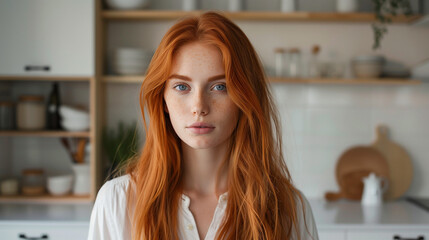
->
[171,42,224,72]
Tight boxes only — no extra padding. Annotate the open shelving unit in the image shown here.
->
[0,131,91,138]
[102,10,422,23]
[0,76,97,203]
[102,75,421,85]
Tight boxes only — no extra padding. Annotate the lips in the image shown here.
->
[187,122,215,134]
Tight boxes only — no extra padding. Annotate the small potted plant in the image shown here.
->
[371,0,413,49]
[102,121,140,180]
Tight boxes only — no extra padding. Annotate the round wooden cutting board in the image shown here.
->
[370,125,413,200]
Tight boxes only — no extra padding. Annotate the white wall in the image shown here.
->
[106,17,429,199]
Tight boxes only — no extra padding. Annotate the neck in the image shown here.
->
[181,141,229,196]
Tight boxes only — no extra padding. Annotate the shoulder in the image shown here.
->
[88,174,133,240]
[97,174,132,201]
[294,190,319,240]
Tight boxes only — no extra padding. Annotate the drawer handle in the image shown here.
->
[24,65,51,72]
[18,233,49,239]
[393,235,425,240]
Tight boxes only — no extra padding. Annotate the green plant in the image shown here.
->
[102,121,140,172]
[372,0,413,49]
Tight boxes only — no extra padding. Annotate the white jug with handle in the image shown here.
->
[361,172,389,206]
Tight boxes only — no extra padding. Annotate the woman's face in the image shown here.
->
[164,42,239,149]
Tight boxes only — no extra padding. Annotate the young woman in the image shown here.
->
[88,12,319,240]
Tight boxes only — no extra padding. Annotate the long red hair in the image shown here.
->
[127,11,307,239]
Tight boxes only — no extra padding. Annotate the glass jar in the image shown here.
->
[287,48,301,78]
[22,169,45,196]
[274,48,286,77]
[17,95,45,130]
[0,101,14,130]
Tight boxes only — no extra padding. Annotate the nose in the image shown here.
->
[191,90,209,116]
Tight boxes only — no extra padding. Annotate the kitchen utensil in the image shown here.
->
[60,137,77,164]
[75,138,88,164]
[370,125,413,200]
[47,175,73,196]
[361,172,389,206]
[325,146,389,201]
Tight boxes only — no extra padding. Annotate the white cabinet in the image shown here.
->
[347,229,429,240]
[0,223,88,240]
[0,0,94,76]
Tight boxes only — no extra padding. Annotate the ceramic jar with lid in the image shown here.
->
[22,169,45,196]
[17,95,45,130]
[0,178,19,195]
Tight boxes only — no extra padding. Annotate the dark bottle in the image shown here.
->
[46,82,62,130]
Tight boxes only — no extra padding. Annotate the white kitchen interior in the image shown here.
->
[1,0,429,239]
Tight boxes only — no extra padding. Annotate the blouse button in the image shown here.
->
[187,224,194,230]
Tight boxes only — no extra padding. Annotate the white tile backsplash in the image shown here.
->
[278,83,429,198]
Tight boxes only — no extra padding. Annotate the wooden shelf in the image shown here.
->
[103,75,144,83]
[269,77,421,85]
[102,75,420,85]
[0,131,91,137]
[0,76,93,82]
[102,10,421,23]
[0,194,91,203]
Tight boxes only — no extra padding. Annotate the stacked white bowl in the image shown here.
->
[60,106,90,131]
[105,0,150,10]
[352,55,385,78]
[113,48,153,75]
[47,175,73,196]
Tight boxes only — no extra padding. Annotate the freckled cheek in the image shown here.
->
[212,99,239,121]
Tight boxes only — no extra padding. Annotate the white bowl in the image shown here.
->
[62,119,90,131]
[47,175,73,196]
[60,106,89,119]
[105,0,150,10]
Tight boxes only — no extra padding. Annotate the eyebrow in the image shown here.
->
[168,74,226,82]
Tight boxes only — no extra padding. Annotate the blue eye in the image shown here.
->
[213,84,226,91]
[174,84,188,91]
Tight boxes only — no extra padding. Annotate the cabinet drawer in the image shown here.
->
[0,223,88,240]
[347,230,429,240]
[319,229,346,240]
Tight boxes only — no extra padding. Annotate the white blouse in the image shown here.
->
[88,175,319,240]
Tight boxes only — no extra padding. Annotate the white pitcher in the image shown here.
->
[361,172,389,206]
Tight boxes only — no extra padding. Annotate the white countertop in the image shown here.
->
[0,203,93,226]
[0,199,428,230]
[308,199,429,230]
